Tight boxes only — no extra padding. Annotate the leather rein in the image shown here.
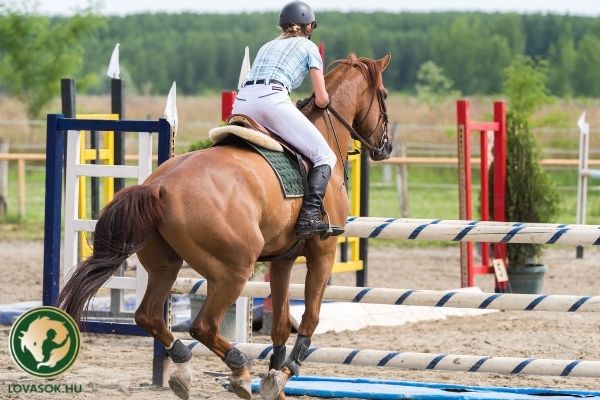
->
[324,60,390,159]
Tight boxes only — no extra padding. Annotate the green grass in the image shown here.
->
[0,163,46,239]
[2,162,600,244]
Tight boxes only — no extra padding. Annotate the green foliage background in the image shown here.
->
[72,12,600,97]
[0,2,102,119]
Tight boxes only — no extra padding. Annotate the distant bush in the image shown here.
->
[415,61,460,106]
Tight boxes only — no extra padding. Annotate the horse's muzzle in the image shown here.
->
[370,138,392,161]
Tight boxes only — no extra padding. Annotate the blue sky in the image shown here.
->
[36,0,600,16]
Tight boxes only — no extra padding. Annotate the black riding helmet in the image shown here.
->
[279,1,317,29]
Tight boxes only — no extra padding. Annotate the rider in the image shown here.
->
[232,0,342,240]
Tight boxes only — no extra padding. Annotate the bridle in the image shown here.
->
[325,58,390,159]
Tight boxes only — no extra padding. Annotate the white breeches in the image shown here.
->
[232,85,337,169]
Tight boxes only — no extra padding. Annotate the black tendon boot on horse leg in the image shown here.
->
[166,339,193,400]
[224,347,252,399]
[260,335,311,400]
[295,165,344,240]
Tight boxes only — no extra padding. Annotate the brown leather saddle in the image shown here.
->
[227,114,311,172]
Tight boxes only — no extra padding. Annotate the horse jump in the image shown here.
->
[173,215,600,383]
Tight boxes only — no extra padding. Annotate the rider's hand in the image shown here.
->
[296,96,313,109]
[314,95,330,109]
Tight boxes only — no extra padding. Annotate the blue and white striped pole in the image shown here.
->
[343,217,600,245]
[347,216,600,230]
[173,279,600,313]
[185,341,600,378]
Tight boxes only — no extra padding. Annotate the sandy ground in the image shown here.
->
[1,240,600,399]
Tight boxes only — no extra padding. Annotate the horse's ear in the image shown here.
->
[377,53,392,72]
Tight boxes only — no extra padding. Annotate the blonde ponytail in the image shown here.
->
[281,23,309,38]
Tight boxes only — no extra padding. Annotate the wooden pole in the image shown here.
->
[18,158,25,220]
[395,140,409,217]
[0,138,7,216]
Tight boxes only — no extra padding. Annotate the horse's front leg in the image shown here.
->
[260,239,337,400]
[259,259,294,400]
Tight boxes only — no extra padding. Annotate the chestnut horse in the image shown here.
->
[59,53,391,400]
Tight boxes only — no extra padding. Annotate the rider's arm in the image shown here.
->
[310,67,330,108]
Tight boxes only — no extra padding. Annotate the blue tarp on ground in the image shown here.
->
[251,376,600,400]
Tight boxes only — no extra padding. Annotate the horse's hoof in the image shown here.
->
[260,369,287,400]
[168,360,192,400]
[168,376,190,400]
[229,376,252,400]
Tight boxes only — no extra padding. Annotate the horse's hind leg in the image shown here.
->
[189,270,254,400]
[133,235,189,399]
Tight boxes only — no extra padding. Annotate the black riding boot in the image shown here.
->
[295,165,344,239]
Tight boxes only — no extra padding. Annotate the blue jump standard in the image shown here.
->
[250,376,600,400]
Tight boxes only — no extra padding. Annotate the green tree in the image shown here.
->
[501,55,559,270]
[415,61,459,105]
[502,55,551,116]
[431,15,512,94]
[547,35,576,97]
[488,13,525,54]
[0,2,103,121]
[573,34,600,97]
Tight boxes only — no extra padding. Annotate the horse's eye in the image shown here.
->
[34,342,37,346]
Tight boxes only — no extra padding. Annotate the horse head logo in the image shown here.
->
[18,315,71,369]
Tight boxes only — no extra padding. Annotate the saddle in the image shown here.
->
[209,113,311,195]
[209,114,310,167]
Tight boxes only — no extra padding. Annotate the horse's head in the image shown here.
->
[327,53,392,161]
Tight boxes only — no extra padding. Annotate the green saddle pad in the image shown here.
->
[246,142,304,198]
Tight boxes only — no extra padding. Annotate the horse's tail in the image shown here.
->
[58,184,163,325]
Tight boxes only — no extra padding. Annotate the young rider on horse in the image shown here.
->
[232,1,343,240]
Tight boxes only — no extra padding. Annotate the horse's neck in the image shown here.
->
[311,76,363,166]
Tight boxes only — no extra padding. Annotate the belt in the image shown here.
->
[244,79,286,88]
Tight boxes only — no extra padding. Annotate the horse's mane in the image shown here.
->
[325,53,383,89]
[300,53,383,115]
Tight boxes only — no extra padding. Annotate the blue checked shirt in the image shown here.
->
[246,37,323,92]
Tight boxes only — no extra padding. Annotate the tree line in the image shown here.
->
[3,9,600,101]
[77,12,600,97]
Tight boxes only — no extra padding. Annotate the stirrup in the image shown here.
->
[319,211,344,240]
[295,218,329,240]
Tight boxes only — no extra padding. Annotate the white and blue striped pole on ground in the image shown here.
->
[173,279,600,313]
[342,217,600,245]
[184,341,600,378]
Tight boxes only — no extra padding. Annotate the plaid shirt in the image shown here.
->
[246,36,323,92]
